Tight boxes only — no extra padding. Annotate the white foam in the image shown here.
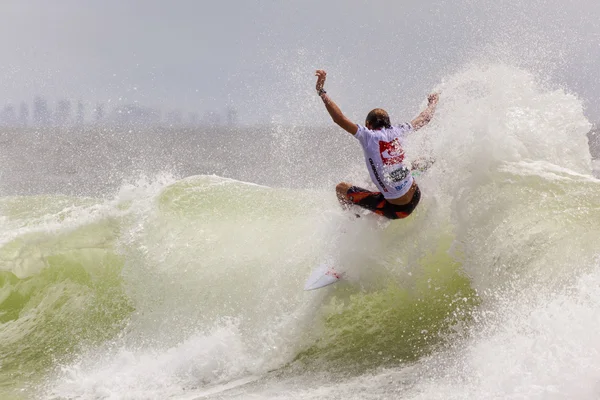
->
[46,321,255,400]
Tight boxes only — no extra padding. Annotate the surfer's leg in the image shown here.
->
[335,182,354,209]
[339,184,387,217]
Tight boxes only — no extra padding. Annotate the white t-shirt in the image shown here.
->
[354,123,414,199]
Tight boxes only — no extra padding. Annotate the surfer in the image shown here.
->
[315,69,439,220]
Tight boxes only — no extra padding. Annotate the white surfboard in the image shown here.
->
[304,260,343,291]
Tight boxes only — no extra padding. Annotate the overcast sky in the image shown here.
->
[0,0,599,124]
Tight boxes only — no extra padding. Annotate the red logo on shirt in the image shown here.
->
[379,138,404,165]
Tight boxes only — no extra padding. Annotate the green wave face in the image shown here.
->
[0,199,135,398]
[295,239,478,372]
[0,178,335,398]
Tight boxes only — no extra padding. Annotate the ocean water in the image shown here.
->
[1,64,600,400]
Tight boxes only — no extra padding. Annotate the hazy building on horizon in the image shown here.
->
[76,101,85,126]
[55,99,72,126]
[94,103,105,123]
[33,96,50,126]
[188,112,199,126]
[1,104,17,126]
[202,110,222,127]
[19,102,29,127]
[226,106,238,126]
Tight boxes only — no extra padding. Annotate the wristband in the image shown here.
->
[317,88,327,96]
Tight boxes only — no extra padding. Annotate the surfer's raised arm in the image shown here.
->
[410,93,439,131]
[315,69,359,135]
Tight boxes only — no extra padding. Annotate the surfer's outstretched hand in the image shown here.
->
[315,70,327,91]
[428,93,439,105]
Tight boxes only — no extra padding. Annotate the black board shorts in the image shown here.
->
[347,185,421,220]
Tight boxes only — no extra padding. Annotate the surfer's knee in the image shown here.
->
[335,182,352,197]
[336,182,354,209]
[336,182,352,195]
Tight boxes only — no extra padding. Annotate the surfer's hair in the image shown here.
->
[366,108,391,130]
